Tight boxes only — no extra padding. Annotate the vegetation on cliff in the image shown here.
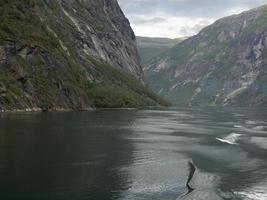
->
[0,0,168,111]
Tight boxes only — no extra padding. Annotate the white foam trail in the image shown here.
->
[216,133,242,145]
[216,138,236,145]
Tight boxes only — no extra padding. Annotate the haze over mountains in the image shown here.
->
[136,37,184,65]
[141,4,267,107]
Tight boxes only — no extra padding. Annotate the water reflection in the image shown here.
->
[0,107,267,200]
[0,111,137,200]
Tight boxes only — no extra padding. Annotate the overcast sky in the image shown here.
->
[118,0,267,38]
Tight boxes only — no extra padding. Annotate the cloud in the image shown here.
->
[132,17,167,24]
[118,0,267,38]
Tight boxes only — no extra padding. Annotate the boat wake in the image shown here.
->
[216,133,242,145]
[186,161,196,194]
[178,162,227,200]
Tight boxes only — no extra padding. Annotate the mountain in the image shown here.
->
[0,0,168,112]
[146,4,267,107]
[136,36,184,65]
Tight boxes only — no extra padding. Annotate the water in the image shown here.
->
[0,107,267,200]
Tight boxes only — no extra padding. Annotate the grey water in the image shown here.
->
[0,107,267,200]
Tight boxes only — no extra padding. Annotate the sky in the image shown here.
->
[117,0,267,38]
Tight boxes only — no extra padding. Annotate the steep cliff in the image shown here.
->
[145,5,267,106]
[0,0,167,111]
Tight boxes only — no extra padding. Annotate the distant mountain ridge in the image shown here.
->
[136,36,184,66]
[145,4,267,106]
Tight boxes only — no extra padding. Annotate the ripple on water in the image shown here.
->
[250,137,267,150]
[179,190,224,200]
[235,180,267,200]
[252,126,267,132]
[234,124,267,134]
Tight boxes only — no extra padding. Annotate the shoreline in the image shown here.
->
[0,107,92,114]
[0,106,158,114]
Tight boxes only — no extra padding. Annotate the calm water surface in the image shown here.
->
[0,107,267,200]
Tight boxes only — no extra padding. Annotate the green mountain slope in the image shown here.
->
[146,4,267,107]
[0,0,168,112]
[136,36,184,66]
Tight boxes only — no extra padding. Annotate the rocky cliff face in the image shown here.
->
[0,0,166,111]
[146,4,267,107]
[57,0,144,79]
